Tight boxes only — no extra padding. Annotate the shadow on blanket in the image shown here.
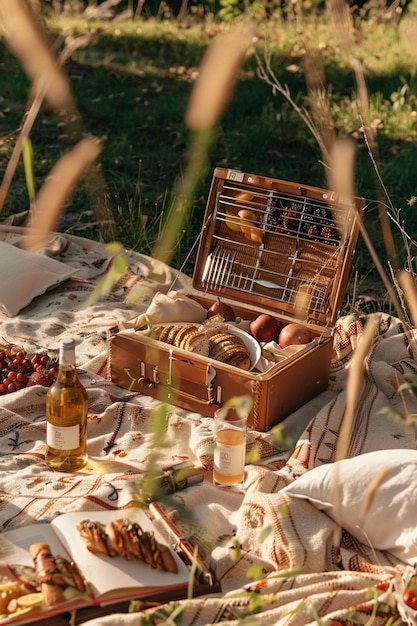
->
[0,227,416,625]
[79,314,417,626]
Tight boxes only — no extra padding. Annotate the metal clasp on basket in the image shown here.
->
[206,364,217,404]
[150,366,159,387]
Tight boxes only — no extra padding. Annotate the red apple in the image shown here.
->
[249,314,282,342]
[278,322,312,348]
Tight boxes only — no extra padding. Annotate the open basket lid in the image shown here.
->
[193,167,365,328]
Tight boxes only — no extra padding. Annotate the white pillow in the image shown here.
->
[0,240,76,317]
[281,448,417,564]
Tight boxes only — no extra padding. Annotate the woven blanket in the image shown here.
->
[0,226,416,626]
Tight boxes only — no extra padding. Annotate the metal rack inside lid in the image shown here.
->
[198,180,356,321]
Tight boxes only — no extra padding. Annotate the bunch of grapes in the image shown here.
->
[0,345,59,395]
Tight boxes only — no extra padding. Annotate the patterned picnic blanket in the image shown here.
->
[0,225,416,626]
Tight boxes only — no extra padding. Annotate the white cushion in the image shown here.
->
[281,448,417,564]
[0,240,76,316]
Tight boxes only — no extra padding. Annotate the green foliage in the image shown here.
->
[270,423,293,450]
[129,600,183,623]
[399,372,417,398]
[22,138,36,204]
[378,371,417,429]
[2,11,417,298]
[82,243,128,308]
[245,442,261,464]
[217,0,244,22]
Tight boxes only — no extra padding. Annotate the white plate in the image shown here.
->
[227,325,261,372]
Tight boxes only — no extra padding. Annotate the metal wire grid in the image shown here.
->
[200,183,352,316]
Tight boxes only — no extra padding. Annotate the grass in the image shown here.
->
[1,8,417,298]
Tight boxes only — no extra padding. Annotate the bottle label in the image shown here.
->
[47,423,80,450]
[214,441,245,476]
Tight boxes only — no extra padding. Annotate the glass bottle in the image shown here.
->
[45,337,88,472]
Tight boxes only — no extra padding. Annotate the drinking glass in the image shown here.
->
[213,405,247,490]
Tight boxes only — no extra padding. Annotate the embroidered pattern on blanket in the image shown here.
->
[0,227,416,626]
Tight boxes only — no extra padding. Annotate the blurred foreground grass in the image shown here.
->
[1,10,417,298]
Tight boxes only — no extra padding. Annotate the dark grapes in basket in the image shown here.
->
[0,344,58,395]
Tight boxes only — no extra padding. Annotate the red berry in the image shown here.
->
[26,369,53,388]
[403,588,417,610]
[20,359,32,373]
[321,225,337,240]
[308,224,319,238]
[282,210,298,231]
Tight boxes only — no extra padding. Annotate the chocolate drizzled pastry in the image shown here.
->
[76,518,178,574]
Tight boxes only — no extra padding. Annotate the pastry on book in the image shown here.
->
[29,542,86,607]
[76,518,178,574]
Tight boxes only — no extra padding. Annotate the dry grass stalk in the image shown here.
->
[331,317,376,548]
[399,14,417,57]
[153,26,254,265]
[259,0,411,325]
[334,0,403,286]
[185,26,255,131]
[255,49,330,164]
[398,270,417,328]
[359,465,391,529]
[335,316,377,463]
[0,34,93,215]
[23,138,102,251]
[303,53,335,171]
[326,0,402,283]
[0,0,74,112]
[327,139,355,206]
[0,0,72,215]
[326,138,356,239]
[326,0,355,56]
[0,2,113,243]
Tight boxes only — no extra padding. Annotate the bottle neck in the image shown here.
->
[59,343,76,368]
[57,365,78,385]
[58,340,78,382]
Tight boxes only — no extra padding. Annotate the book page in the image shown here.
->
[51,508,190,601]
[0,524,92,625]
[0,523,69,568]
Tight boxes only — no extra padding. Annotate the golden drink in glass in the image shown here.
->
[213,406,247,490]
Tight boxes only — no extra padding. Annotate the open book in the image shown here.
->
[0,508,216,625]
